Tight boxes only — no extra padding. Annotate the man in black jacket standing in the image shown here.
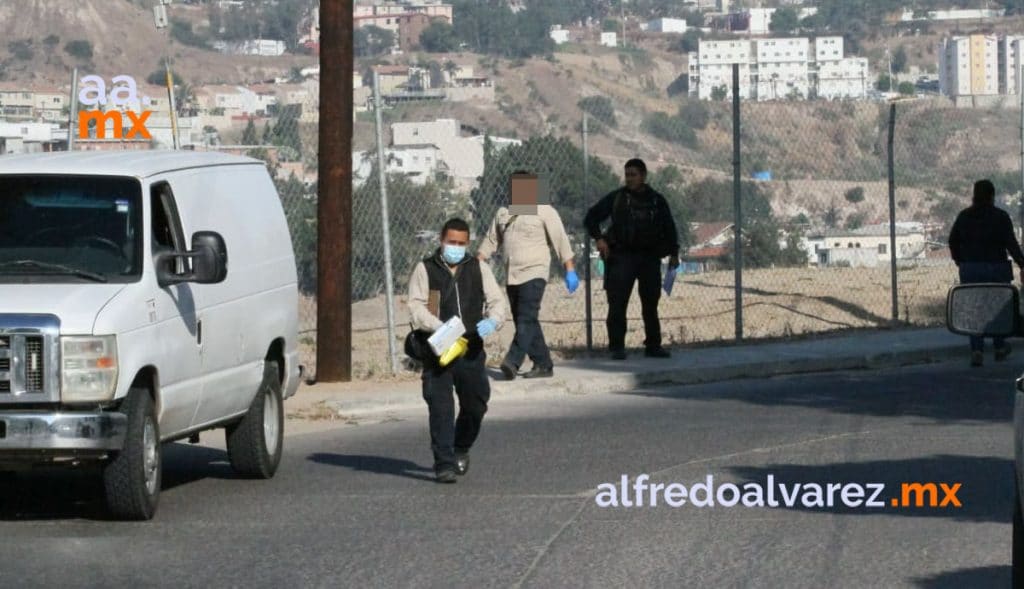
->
[949,179,1024,366]
[584,158,680,360]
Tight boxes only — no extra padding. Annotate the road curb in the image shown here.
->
[325,344,967,418]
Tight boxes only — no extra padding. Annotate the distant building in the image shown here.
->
[903,8,1006,22]
[688,36,870,101]
[600,32,617,48]
[645,18,689,34]
[803,224,927,267]
[0,121,66,154]
[939,35,1000,99]
[550,25,570,45]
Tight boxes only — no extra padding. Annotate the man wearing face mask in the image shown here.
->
[407,218,507,483]
[584,158,680,360]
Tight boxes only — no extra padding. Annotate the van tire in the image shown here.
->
[226,360,283,478]
[103,388,160,520]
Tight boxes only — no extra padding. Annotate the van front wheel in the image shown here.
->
[226,360,283,478]
[103,388,160,520]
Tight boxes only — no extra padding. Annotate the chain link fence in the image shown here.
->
[331,61,1021,379]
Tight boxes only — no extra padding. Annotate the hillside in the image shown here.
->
[0,0,315,86]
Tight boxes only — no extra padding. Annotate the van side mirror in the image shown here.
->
[946,283,1021,338]
[155,231,228,288]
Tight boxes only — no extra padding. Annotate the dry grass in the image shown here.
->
[296,262,956,380]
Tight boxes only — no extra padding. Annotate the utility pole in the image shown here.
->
[317,0,354,382]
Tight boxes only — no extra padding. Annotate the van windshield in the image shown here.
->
[0,175,143,283]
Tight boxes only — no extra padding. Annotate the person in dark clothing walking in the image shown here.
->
[584,158,680,360]
[407,218,507,482]
[948,179,1024,367]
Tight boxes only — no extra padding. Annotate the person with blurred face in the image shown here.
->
[407,218,506,482]
[949,179,1024,367]
[478,170,577,380]
[584,158,680,360]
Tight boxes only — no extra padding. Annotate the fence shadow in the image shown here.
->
[911,565,1010,588]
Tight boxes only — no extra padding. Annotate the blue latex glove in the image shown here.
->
[476,318,497,338]
[565,270,579,294]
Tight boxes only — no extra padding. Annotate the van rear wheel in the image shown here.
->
[103,388,160,521]
[226,360,283,478]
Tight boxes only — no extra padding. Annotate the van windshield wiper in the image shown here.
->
[0,260,108,283]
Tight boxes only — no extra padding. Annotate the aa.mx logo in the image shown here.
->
[78,75,153,140]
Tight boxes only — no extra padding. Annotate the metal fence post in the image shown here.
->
[582,112,593,352]
[888,102,899,324]
[732,63,743,342]
[373,72,400,375]
[1019,64,1024,236]
[67,68,78,150]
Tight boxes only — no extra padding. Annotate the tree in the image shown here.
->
[262,121,273,144]
[242,118,258,145]
[64,40,93,60]
[8,40,33,61]
[642,111,698,148]
[170,19,210,49]
[678,100,709,130]
[420,21,458,53]
[823,201,842,228]
[578,96,617,128]
[769,7,800,34]
[711,85,729,101]
[892,45,908,74]
[876,73,892,92]
[844,186,865,204]
[898,81,916,96]
[355,25,395,57]
[443,60,460,87]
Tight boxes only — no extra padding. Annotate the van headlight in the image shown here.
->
[61,336,118,403]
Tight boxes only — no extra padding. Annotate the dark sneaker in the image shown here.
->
[522,365,554,379]
[971,351,983,367]
[644,347,671,358]
[611,349,627,361]
[436,468,457,483]
[996,344,1012,362]
[455,452,470,476]
[500,360,517,381]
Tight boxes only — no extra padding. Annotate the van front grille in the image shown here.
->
[25,337,43,393]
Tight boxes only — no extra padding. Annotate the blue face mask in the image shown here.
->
[442,244,466,264]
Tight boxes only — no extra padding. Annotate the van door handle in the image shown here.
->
[197,319,203,346]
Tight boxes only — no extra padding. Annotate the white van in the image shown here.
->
[0,151,301,520]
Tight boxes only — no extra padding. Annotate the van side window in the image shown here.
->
[150,182,187,275]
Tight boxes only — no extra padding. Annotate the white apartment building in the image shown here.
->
[939,35,1000,98]
[755,37,810,99]
[999,35,1024,95]
[689,36,869,101]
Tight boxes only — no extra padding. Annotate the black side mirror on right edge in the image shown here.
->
[946,283,1021,338]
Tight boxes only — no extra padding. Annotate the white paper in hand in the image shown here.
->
[663,267,677,296]
[428,316,466,356]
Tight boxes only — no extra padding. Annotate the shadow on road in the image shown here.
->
[0,443,237,521]
[911,565,1010,588]
[620,363,1017,425]
[727,454,1013,523]
[307,453,435,482]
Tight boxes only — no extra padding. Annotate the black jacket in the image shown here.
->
[948,204,1024,266]
[584,185,679,257]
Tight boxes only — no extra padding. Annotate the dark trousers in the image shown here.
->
[959,261,1013,353]
[604,252,662,351]
[505,278,552,369]
[421,349,490,472]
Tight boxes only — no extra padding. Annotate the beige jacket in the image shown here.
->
[407,258,506,333]
[477,204,575,286]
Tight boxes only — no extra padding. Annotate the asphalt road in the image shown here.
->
[0,360,1018,588]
